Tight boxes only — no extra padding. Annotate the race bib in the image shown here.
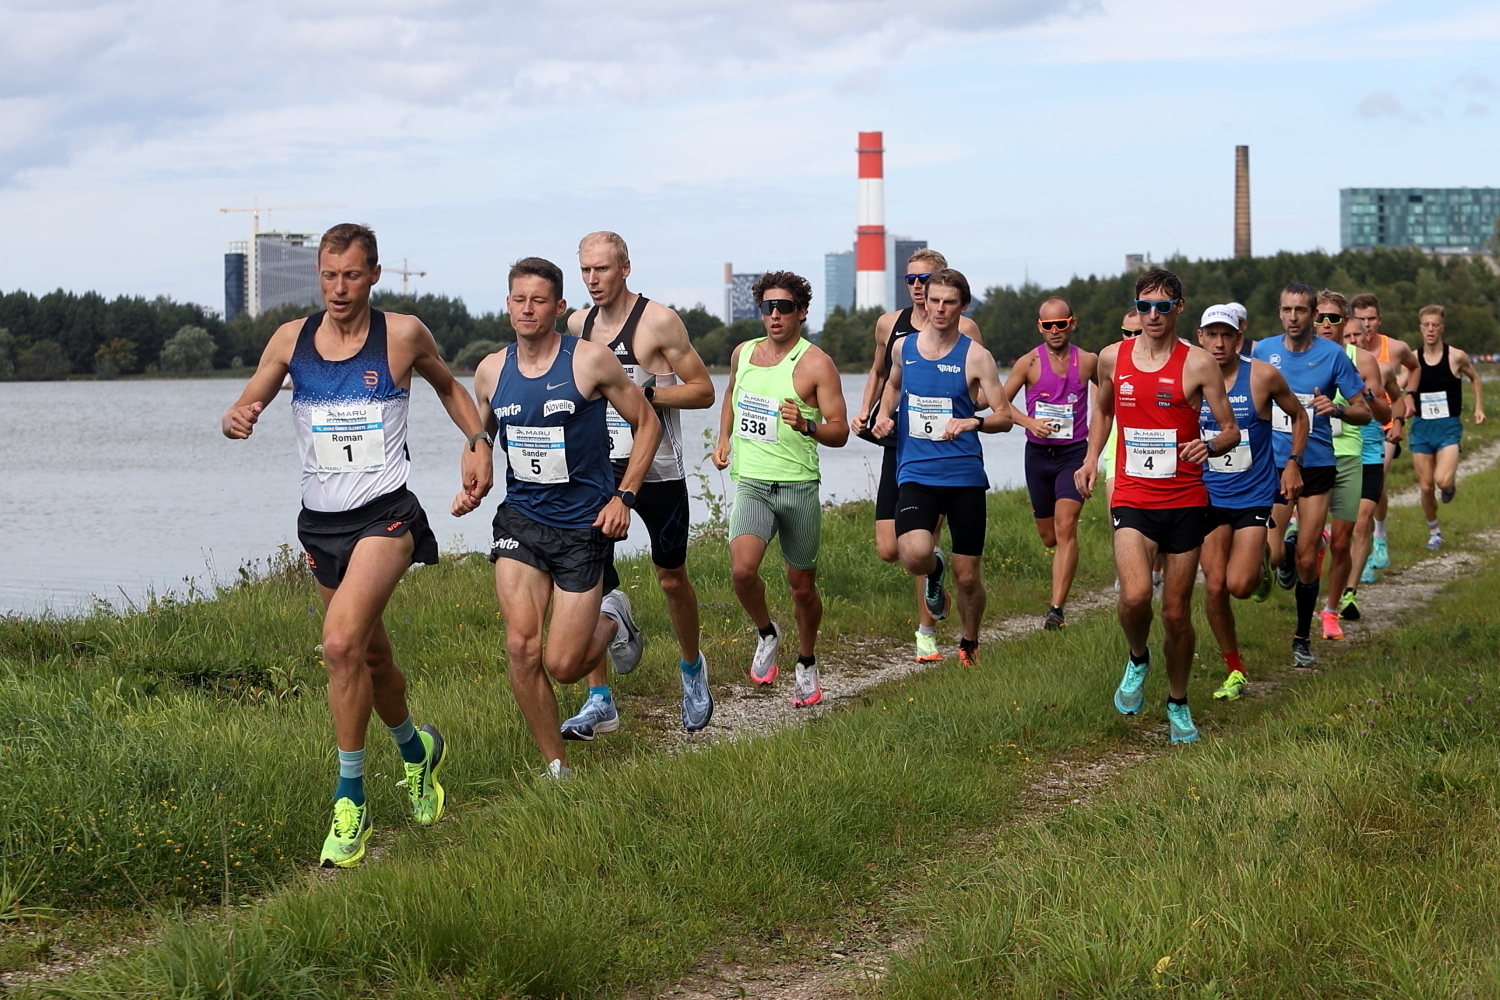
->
[310,404,385,473]
[1124,427,1177,479]
[735,390,780,443]
[1420,391,1451,420]
[506,425,568,484]
[606,405,632,459]
[1330,415,1344,437]
[1273,393,1314,434]
[1033,400,1073,440]
[907,394,953,440]
[1203,429,1251,474]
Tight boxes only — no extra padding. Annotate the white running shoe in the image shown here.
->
[791,662,822,707]
[750,623,781,685]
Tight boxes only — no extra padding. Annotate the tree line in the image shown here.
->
[1,246,1496,380]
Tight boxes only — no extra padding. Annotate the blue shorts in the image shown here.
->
[1409,416,1463,455]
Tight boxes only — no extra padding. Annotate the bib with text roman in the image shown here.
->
[1273,393,1315,434]
[310,404,386,473]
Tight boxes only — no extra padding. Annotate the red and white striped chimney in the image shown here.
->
[855,131,886,311]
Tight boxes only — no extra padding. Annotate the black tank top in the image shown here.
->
[583,294,650,364]
[862,308,919,448]
[1417,343,1463,418]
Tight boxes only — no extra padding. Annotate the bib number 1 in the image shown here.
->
[1273,393,1314,434]
[310,405,386,473]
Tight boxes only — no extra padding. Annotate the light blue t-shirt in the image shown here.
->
[1250,334,1366,470]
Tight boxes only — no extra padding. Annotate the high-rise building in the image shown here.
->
[891,238,928,311]
[824,250,855,321]
[723,264,764,324]
[1341,188,1500,255]
[225,231,323,319]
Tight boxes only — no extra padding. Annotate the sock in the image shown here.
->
[680,655,702,674]
[388,715,426,764]
[1223,649,1244,675]
[958,637,978,653]
[796,653,816,667]
[917,624,936,637]
[1048,605,1063,616]
[1373,519,1387,540]
[589,685,612,703]
[1428,519,1441,532]
[335,748,365,806]
[1130,649,1150,666]
[1167,696,1188,707]
[758,622,778,638]
[1295,581,1319,639]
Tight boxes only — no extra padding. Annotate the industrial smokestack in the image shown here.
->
[1234,145,1251,259]
[855,131,887,311]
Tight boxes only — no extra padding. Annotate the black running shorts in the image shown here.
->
[1274,463,1337,504]
[1206,505,1273,532]
[602,477,692,593]
[894,482,987,556]
[297,487,439,590]
[1110,505,1207,555]
[1361,463,1385,504]
[490,504,610,593]
[876,446,899,521]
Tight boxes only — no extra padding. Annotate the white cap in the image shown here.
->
[1200,304,1241,330]
[1226,302,1248,325]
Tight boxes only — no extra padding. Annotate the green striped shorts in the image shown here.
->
[729,478,822,570]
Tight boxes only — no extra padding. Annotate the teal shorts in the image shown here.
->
[1409,416,1463,455]
[729,478,822,570]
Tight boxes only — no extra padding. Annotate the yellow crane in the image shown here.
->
[218,196,345,233]
[387,259,427,296]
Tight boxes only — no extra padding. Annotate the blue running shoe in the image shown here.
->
[924,550,948,621]
[681,654,713,732]
[601,590,644,674]
[1167,702,1200,743]
[1371,536,1389,569]
[560,692,619,741]
[1275,530,1298,590]
[1114,654,1149,715]
[1359,555,1377,585]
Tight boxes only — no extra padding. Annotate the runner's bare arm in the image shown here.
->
[1350,349,1389,425]
[855,312,898,433]
[221,321,299,439]
[1001,350,1049,436]
[402,319,494,508]
[452,348,507,516]
[1182,347,1239,465]
[565,310,586,336]
[710,342,744,470]
[871,340,905,440]
[1454,347,1485,423]
[584,341,660,538]
[952,344,1013,437]
[1074,344,1117,499]
[1260,362,1306,502]
[787,347,849,447]
[1381,363,1405,443]
[644,305,714,410]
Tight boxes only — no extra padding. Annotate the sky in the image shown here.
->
[1,0,1497,321]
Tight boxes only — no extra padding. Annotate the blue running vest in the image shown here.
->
[1199,356,1277,509]
[491,336,613,530]
[1250,334,1364,469]
[895,334,987,488]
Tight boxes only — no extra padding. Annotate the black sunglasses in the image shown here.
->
[1120,328,1141,337]
[759,299,798,315]
[905,273,932,285]
[1134,298,1181,315]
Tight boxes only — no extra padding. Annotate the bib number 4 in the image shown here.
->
[1124,427,1177,479]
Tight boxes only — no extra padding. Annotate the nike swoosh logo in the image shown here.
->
[905,359,918,364]
[1112,518,1121,527]
[545,382,567,390]
[1253,516,1267,522]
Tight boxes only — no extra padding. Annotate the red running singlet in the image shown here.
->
[1111,338,1207,509]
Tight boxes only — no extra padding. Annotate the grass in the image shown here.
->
[3,411,1496,996]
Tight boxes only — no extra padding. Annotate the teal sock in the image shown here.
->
[335,748,365,806]
[590,685,612,703]
[680,655,702,674]
[389,715,425,764]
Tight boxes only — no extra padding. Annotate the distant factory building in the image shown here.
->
[1341,188,1499,256]
[824,250,855,322]
[723,264,764,324]
[224,231,323,320]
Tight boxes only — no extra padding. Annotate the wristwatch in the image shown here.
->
[800,418,817,437]
[642,384,655,402]
[615,489,637,508]
[1288,453,1304,466]
[1204,438,1219,459]
[1332,403,1346,420]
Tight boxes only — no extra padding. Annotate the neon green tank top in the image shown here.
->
[1333,342,1362,458]
[730,337,822,482]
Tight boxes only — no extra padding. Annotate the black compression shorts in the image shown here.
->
[602,477,692,593]
[894,482,987,556]
[1110,505,1207,555]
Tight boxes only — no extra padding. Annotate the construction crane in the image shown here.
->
[218,195,345,233]
[387,258,427,296]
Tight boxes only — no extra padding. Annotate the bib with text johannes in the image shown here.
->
[310,404,386,473]
[1124,427,1177,479]
[735,390,780,443]
[506,425,568,484]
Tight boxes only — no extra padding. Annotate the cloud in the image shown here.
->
[1355,90,1423,122]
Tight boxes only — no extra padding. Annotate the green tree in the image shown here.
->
[16,339,72,380]
[672,303,723,342]
[160,325,216,373]
[817,306,883,369]
[453,339,501,371]
[0,328,13,380]
[94,338,138,378]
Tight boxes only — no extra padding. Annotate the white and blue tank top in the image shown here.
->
[895,334,988,488]
[491,336,614,530]
[1199,356,1276,509]
[289,311,411,513]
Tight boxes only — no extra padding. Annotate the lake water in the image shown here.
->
[0,374,1026,615]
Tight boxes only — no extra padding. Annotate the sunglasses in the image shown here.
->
[1039,318,1073,332]
[1121,330,1141,338]
[1134,298,1181,315]
[759,299,798,316]
[1314,313,1345,326]
[905,273,932,285]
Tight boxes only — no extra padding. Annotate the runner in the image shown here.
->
[710,271,849,706]
[1309,292,1390,640]
[851,248,984,661]
[1350,293,1418,580]
[222,223,492,867]
[1076,269,1239,743]
[1409,304,1485,550]
[460,257,660,777]
[563,231,716,738]
[1195,304,1308,701]
[1002,297,1098,630]
[872,268,1012,667]
[1252,283,1371,666]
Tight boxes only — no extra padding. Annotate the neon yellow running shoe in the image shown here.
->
[913,630,941,662]
[319,797,372,868]
[1213,669,1248,701]
[1251,549,1273,603]
[404,724,447,826]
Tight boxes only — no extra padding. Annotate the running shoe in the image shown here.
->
[319,797,372,868]
[1114,654,1149,715]
[1167,702,1200,744]
[1213,670,1248,701]
[1320,609,1345,640]
[1251,549,1273,603]
[1371,536,1390,569]
[790,662,822,707]
[544,758,573,780]
[601,590,644,674]
[1292,637,1317,667]
[958,642,979,669]
[1427,529,1443,551]
[560,692,619,741]
[924,550,949,621]
[1359,556,1378,585]
[913,631,941,663]
[1276,530,1298,590]
[403,724,446,826]
[750,623,781,685]
[1440,485,1456,504]
[681,654,713,732]
[1338,588,1361,622]
[1043,607,1065,631]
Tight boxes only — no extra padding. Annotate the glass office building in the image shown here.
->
[823,250,854,322]
[1341,188,1499,255]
